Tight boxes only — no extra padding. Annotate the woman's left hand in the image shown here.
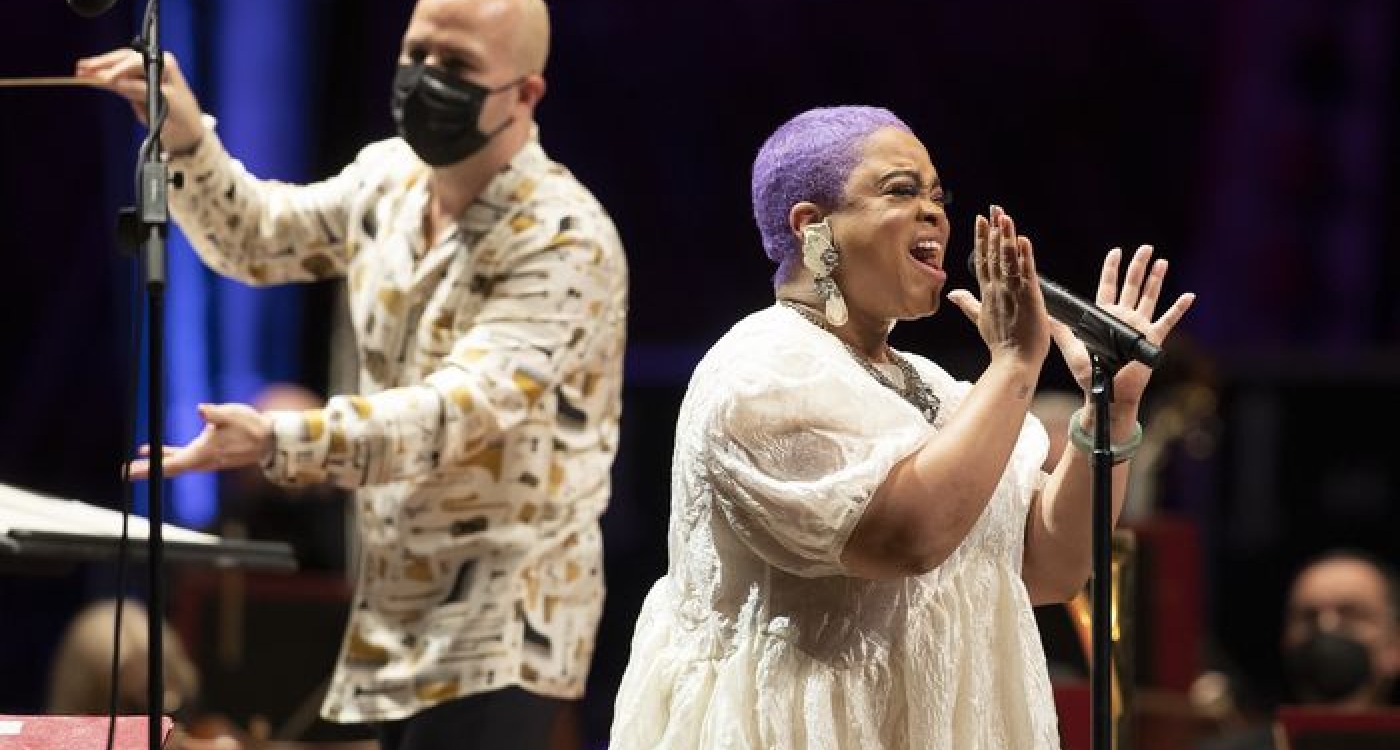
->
[1051,245,1195,407]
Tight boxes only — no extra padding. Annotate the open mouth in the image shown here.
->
[909,238,945,275]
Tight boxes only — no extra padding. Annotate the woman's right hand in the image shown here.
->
[74,48,205,154]
[947,205,1052,369]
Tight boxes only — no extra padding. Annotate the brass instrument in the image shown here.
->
[1066,529,1137,750]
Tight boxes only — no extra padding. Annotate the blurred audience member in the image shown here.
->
[1280,549,1398,709]
[47,597,200,717]
[1198,548,1400,749]
[48,598,260,749]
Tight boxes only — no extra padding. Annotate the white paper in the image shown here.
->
[0,482,219,543]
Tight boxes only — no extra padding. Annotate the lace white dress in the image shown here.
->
[608,304,1061,750]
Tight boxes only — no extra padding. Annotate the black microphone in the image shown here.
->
[967,252,1162,369]
[67,0,119,18]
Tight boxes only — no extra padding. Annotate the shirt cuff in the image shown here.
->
[261,409,329,486]
[166,113,226,176]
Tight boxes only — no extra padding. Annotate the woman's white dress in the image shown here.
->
[609,304,1062,749]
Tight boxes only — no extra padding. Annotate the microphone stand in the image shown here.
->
[122,2,170,749]
[1087,353,1118,750]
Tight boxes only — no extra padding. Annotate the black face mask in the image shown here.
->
[1284,630,1373,703]
[391,63,517,167]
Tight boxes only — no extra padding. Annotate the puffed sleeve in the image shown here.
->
[704,343,934,578]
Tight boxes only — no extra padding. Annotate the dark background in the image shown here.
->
[2,0,1398,746]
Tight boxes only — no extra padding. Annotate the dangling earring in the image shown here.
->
[801,220,848,326]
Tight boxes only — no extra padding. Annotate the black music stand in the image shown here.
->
[0,481,297,572]
[1,482,297,744]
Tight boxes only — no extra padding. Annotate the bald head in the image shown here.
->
[1287,553,1400,631]
[512,0,550,74]
[417,0,549,75]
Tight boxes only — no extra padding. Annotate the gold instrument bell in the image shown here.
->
[1065,529,1137,750]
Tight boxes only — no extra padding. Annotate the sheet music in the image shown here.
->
[0,482,219,544]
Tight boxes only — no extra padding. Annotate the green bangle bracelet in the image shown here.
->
[1066,406,1143,465]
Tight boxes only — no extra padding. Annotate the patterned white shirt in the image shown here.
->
[168,122,628,723]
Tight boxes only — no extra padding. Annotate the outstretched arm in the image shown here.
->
[129,221,625,489]
[76,47,358,286]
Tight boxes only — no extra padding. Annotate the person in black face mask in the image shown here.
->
[1200,549,1400,750]
[391,61,524,168]
[75,2,630,750]
[1280,550,1400,710]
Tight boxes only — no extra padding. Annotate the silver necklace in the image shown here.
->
[780,301,941,424]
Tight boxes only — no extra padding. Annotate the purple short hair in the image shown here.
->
[751,105,911,280]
